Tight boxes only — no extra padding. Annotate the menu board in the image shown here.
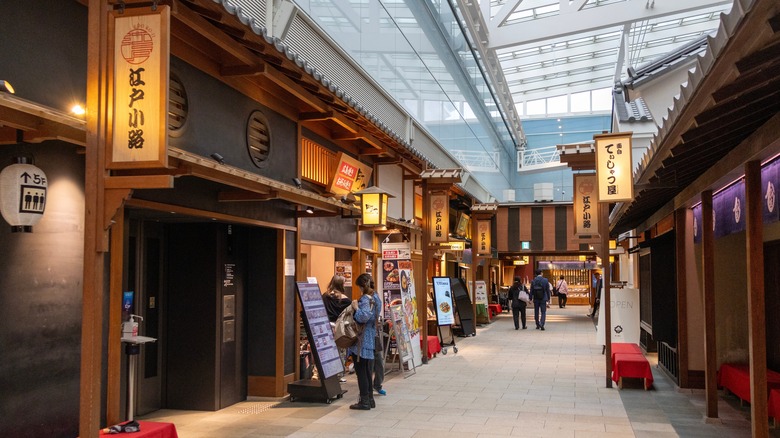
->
[432,277,455,326]
[390,304,413,364]
[295,282,343,379]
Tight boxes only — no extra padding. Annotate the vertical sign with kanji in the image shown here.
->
[573,174,599,236]
[429,193,449,243]
[595,132,634,203]
[476,220,491,256]
[109,6,170,169]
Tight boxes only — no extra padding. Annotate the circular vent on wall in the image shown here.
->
[246,110,271,168]
[168,74,188,134]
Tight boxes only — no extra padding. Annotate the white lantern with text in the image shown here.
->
[0,158,47,232]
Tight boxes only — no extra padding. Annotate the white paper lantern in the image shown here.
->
[0,158,47,232]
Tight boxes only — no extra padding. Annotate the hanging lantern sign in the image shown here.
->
[594,132,634,202]
[0,158,47,232]
[354,186,393,226]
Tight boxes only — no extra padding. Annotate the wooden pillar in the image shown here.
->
[746,160,768,438]
[675,208,690,388]
[471,215,478,320]
[82,1,109,436]
[106,209,125,425]
[419,179,430,363]
[701,189,718,419]
[600,202,612,388]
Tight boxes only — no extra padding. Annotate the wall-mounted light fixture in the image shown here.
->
[305,206,314,214]
[292,177,302,189]
[210,153,225,164]
[0,80,15,94]
[70,104,86,116]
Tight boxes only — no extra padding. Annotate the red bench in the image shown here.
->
[612,353,653,390]
[717,363,780,404]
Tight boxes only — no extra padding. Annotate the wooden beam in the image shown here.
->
[675,208,689,388]
[299,111,334,122]
[601,202,612,388]
[106,206,124,425]
[220,64,266,77]
[217,189,277,202]
[746,160,769,438]
[104,175,174,189]
[701,189,718,419]
[103,188,132,232]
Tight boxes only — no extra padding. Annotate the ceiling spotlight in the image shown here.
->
[210,152,225,164]
[341,193,356,204]
[71,104,86,116]
[292,178,303,189]
[0,80,14,94]
[407,219,414,224]
[305,206,314,214]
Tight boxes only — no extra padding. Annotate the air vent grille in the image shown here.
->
[168,74,188,132]
[247,110,271,168]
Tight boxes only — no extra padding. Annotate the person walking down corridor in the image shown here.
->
[531,270,551,330]
[507,277,529,330]
[555,275,568,308]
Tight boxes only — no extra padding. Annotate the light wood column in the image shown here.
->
[675,209,689,388]
[701,189,718,419]
[419,179,430,363]
[746,160,768,438]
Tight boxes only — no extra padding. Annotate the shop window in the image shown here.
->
[246,110,272,168]
[301,138,336,187]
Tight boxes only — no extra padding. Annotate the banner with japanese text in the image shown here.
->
[327,152,372,195]
[573,174,599,236]
[429,193,449,243]
[109,6,170,169]
[381,242,423,366]
[595,132,633,203]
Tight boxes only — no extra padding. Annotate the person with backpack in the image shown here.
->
[530,270,551,330]
[347,273,381,410]
[555,275,568,308]
[507,277,529,330]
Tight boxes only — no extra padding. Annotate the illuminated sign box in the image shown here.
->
[595,132,634,203]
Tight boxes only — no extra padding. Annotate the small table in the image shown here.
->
[610,343,643,369]
[488,304,502,318]
[717,363,780,403]
[612,353,653,389]
[99,421,178,438]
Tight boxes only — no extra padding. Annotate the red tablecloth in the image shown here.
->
[770,388,780,421]
[612,353,653,389]
[422,335,442,358]
[99,421,178,438]
[610,343,643,369]
[717,363,780,403]
[488,304,502,318]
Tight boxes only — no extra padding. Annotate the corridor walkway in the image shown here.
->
[141,306,763,437]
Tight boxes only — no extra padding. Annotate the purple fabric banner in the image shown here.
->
[693,204,702,244]
[763,158,779,224]
[714,181,745,238]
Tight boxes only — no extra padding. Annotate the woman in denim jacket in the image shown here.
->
[347,273,381,410]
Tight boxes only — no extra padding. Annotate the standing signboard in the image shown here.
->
[108,6,170,169]
[288,282,346,403]
[474,281,488,306]
[381,242,423,366]
[596,287,640,345]
[390,304,415,377]
[432,277,455,326]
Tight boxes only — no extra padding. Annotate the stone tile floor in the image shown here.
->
[140,306,775,437]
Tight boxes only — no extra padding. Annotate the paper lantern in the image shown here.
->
[0,158,47,232]
[354,186,393,227]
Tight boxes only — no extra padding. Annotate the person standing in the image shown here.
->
[555,275,568,308]
[530,270,551,330]
[347,273,381,410]
[588,272,602,318]
[373,317,388,396]
[507,277,528,329]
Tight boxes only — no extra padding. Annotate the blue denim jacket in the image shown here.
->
[347,292,380,359]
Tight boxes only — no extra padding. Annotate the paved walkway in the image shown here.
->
[141,306,768,437]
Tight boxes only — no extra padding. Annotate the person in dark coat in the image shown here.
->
[507,277,528,330]
[322,275,351,322]
[531,270,551,330]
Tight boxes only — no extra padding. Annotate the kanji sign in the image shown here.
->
[328,152,372,195]
[573,173,599,236]
[109,6,170,169]
[429,193,449,243]
[477,220,491,256]
[595,132,633,203]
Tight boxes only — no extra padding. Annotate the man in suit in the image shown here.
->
[588,272,603,318]
[530,270,551,330]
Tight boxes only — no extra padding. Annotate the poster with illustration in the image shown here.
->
[432,277,454,325]
[381,242,422,366]
[334,261,352,287]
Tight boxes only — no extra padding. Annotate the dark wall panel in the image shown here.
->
[0,143,85,438]
[651,231,677,345]
[300,216,358,247]
[765,241,780,371]
[555,206,568,250]
[508,207,520,251]
[285,230,297,375]
[219,225,247,408]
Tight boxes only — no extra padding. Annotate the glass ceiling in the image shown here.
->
[291,0,732,200]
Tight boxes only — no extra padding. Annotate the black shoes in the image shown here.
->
[541,327,545,331]
[350,397,371,410]
[522,326,527,329]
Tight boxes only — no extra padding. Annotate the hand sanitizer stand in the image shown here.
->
[120,335,157,420]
